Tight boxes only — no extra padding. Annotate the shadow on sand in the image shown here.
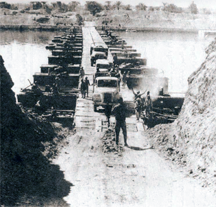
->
[1,111,72,206]
[128,145,154,151]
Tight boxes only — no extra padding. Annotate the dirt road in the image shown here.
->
[53,110,216,207]
[53,25,216,207]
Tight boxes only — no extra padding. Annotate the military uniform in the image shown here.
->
[112,100,128,146]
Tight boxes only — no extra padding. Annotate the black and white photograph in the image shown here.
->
[1,0,216,206]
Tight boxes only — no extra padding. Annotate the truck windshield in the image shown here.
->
[96,54,106,58]
[97,64,110,69]
[94,47,106,51]
[98,80,117,87]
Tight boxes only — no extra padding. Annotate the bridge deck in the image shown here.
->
[75,25,139,130]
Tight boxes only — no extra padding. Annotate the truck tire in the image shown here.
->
[94,105,97,112]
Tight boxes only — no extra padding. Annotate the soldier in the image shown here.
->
[132,88,146,120]
[145,91,153,118]
[112,97,128,147]
[135,96,143,121]
[84,77,90,97]
[113,53,118,69]
[79,66,85,79]
[80,79,86,98]
[132,88,145,101]
[32,81,43,100]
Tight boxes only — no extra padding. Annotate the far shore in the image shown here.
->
[96,25,200,33]
[0,24,212,34]
[0,24,71,31]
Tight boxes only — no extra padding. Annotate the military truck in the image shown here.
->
[92,77,121,112]
[90,51,107,66]
[90,42,108,56]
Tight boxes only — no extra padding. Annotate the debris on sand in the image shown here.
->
[101,128,124,153]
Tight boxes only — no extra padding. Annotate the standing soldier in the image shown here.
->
[113,53,118,69]
[31,81,43,100]
[79,67,85,79]
[132,88,146,120]
[132,88,145,101]
[145,91,153,117]
[112,97,128,147]
[84,77,90,97]
[135,96,143,121]
[80,79,86,98]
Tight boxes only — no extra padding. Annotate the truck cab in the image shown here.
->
[91,51,107,66]
[94,59,112,82]
[92,77,121,111]
[95,59,112,71]
[90,42,108,56]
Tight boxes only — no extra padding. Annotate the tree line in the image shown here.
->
[1,1,212,16]
[85,1,200,15]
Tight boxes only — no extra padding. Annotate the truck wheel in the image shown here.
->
[94,105,97,112]
[174,107,180,115]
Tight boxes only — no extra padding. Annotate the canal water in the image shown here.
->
[0,30,62,95]
[0,30,213,95]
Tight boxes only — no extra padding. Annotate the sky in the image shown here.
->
[3,0,216,9]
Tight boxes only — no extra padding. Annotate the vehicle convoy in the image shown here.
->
[92,77,121,112]
[17,26,83,121]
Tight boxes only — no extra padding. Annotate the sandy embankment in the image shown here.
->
[145,38,216,193]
